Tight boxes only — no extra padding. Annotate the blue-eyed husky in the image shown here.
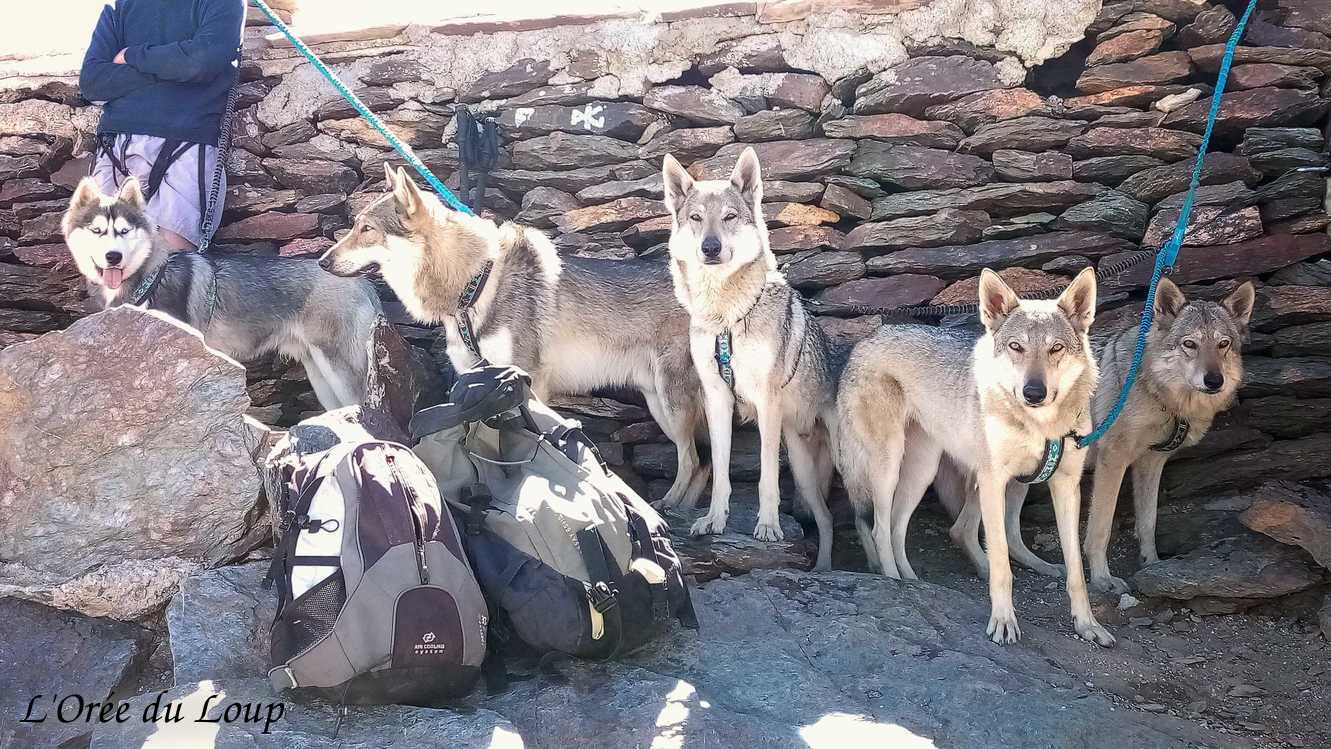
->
[62,177,380,410]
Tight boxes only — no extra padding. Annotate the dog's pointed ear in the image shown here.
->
[1152,277,1186,328]
[662,154,693,218]
[383,161,398,190]
[116,177,146,210]
[729,146,762,207]
[978,268,1020,333]
[391,166,423,219]
[68,177,104,212]
[1221,280,1256,333]
[1058,266,1097,335]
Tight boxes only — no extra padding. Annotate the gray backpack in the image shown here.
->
[412,366,697,660]
[265,440,488,704]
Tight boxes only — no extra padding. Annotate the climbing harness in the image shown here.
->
[249,0,475,216]
[456,261,495,361]
[1149,416,1191,453]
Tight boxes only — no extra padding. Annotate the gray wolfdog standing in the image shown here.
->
[1084,278,1255,594]
[319,164,710,508]
[662,147,836,571]
[62,176,380,410]
[837,268,1114,646]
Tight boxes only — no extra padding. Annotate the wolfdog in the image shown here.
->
[837,268,1114,645]
[1083,278,1255,594]
[319,164,710,508]
[62,177,380,410]
[662,147,836,571]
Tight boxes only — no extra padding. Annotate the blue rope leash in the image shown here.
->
[248,0,474,215]
[1075,0,1258,449]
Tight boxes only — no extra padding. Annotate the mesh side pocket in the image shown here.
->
[271,569,347,665]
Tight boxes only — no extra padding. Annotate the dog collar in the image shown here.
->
[1149,416,1190,452]
[714,332,735,390]
[126,260,169,306]
[456,261,494,361]
[1017,437,1065,485]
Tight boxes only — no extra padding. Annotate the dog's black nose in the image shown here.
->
[105,251,122,266]
[701,236,722,259]
[1203,372,1224,391]
[1022,381,1047,405]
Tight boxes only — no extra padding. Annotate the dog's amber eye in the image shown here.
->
[1218,339,1231,349]
[360,224,371,234]
[1008,341,1024,353]
[90,227,105,236]
[689,214,702,222]
[1182,339,1198,350]
[1050,343,1065,354]
[723,212,737,222]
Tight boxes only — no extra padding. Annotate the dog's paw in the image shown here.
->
[690,512,727,537]
[1075,618,1116,648]
[753,518,785,543]
[1030,560,1065,578]
[1090,573,1131,595]
[1139,552,1161,566]
[986,607,1022,645]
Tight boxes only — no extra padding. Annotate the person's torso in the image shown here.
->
[97,0,239,146]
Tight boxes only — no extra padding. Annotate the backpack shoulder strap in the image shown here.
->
[575,527,624,659]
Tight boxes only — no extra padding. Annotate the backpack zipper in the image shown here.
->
[385,453,430,584]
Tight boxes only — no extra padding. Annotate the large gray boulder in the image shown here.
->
[162,565,1234,748]
[0,307,272,620]
[0,598,149,749]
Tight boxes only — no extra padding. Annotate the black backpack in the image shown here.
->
[412,365,698,660]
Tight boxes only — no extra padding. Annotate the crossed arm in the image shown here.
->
[79,0,244,103]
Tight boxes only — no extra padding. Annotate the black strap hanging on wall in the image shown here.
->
[454,107,501,213]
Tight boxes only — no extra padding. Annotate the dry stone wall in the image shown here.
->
[1,0,1328,503]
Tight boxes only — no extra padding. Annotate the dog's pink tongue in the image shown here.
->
[103,267,124,290]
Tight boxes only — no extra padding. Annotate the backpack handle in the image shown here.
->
[410,365,532,438]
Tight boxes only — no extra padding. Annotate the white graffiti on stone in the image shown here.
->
[571,103,606,131]
[513,108,534,127]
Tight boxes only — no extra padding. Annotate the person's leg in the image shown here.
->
[149,141,222,252]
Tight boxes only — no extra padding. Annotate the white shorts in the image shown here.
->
[91,133,225,247]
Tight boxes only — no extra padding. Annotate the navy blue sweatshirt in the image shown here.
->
[80,0,245,146]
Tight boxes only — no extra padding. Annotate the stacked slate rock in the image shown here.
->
[0,0,1328,505]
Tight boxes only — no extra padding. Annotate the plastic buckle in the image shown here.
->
[462,485,490,536]
[587,582,619,614]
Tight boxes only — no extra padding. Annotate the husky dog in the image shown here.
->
[62,177,380,409]
[1083,278,1255,594]
[837,268,1114,646]
[319,164,710,508]
[662,148,836,571]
